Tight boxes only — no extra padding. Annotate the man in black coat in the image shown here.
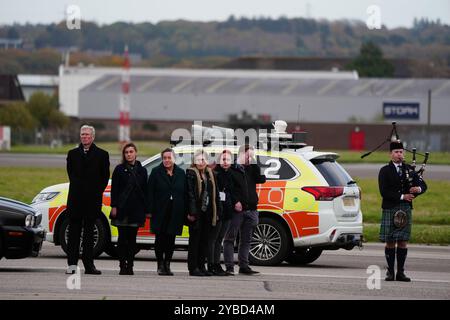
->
[223,144,266,275]
[379,141,427,282]
[66,125,110,275]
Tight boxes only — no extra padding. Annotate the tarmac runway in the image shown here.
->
[0,242,449,300]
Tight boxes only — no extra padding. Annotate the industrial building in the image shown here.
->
[56,65,450,150]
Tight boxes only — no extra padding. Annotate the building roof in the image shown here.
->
[18,74,59,87]
[81,74,450,98]
[58,66,450,125]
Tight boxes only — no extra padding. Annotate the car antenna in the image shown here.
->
[297,104,301,130]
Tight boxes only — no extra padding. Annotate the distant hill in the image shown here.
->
[0,17,449,75]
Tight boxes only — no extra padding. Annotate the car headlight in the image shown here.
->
[32,192,60,204]
[35,214,42,227]
[25,214,36,227]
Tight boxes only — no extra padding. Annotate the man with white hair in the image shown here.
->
[66,125,110,275]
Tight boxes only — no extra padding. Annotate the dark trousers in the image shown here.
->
[223,210,259,269]
[188,217,211,271]
[118,226,138,266]
[67,215,95,268]
[209,219,231,265]
[154,232,176,262]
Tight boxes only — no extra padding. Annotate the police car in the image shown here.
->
[31,121,363,266]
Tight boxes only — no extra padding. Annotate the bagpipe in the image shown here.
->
[361,122,430,184]
[363,122,429,228]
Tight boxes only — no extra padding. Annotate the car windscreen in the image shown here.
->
[311,159,353,187]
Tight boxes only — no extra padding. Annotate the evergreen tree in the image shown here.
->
[347,41,394,77]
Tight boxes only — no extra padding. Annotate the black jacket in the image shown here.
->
[214,166,235,221]
[186,167,222,225]
[230,163,266,211]
[110,161,148,225]
[378,161,427,209]
[66,143,110,218]
[147,163,187,235]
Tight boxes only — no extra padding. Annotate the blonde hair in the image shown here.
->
[191,149,209,168]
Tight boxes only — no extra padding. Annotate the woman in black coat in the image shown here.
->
[186,150,222,276]
[147,148,186,276]
[110,143,148,275]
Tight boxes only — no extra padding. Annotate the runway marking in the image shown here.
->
[323,251,450,260]
[2,266,449,284]
[260,272,450,284]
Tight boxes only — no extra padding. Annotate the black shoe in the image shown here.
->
[157,260,166,275]
[239,267,259,275]
[85,267,102,275]
[127,263,134,275]
[119,267,128,275]
[385,269,395,281]
[213,264,227,276]
[225,267,235,276]
[189,268,205,276]
[164,261,174,276]
[199,267,213,276]
[119,261,127,275]
[396,271,411,282]
[207,263,216,275]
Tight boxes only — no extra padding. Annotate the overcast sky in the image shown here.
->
[0,0,449,28]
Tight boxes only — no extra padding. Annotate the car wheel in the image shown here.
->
[285,247,323,265]
[249,217,290,266]
[59,216,107,258]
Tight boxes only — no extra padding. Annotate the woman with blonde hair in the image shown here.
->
[186,150,222,276]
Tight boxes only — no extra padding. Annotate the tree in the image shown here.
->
[7,27,20,39]
[26,92,69,130]
[0,102,36,129]
[346,41,394,77]
[0,102,37,144]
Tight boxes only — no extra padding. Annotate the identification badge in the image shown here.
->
[219,192,226,201]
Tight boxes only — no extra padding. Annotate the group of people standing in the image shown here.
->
[65,125,428,282]
[65,125,266,277]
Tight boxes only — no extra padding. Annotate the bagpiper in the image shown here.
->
[378,140,427,282]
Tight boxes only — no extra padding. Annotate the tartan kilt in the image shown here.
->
[379,203,412,242]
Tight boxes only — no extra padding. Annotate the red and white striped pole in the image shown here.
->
[119,45,131,143]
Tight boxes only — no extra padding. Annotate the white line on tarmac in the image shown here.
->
[260,272,450,284]
[2,266,449,284]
